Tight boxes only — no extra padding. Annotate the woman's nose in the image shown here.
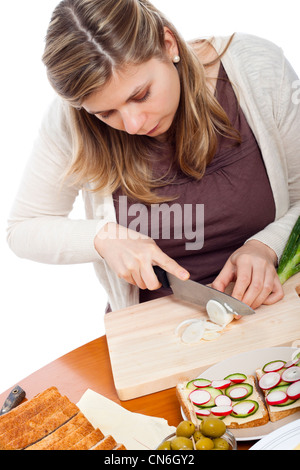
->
[122,107,147,135]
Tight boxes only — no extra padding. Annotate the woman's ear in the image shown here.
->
[163,27,179,60]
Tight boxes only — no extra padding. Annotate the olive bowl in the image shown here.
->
[156,429,237,450]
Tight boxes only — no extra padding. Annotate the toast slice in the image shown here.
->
[176,375,269,429]
[256,368,300,422]
[0,387,126,450]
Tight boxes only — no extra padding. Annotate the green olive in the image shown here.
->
[170,436,193,450]
[213,437,230,450]
[176,420,195,438]
[201,417,226,438]
[193,430,204,442]
[195,437,214,450]
[157,440,172,450]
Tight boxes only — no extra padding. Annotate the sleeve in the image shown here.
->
[7,99,100,264]
[247,50,300,261]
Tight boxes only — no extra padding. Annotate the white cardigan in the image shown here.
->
[7,33,300,312]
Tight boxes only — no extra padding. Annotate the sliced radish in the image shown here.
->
[262,360,286,373]
[281,366,300,383]
[258,372,281,390]
[211,405,233,416]
[287,380,300,400]
[193,378,212,388]
[211,379,231,390]
[215,394,232,407]
[284,358,299,368]
[195,408,211,417]
[232,401,255,416]
[189,389,211,406]
[266,390,288,406]
[206,300,234,327]
[224,373,246,384]
[181,320,206,344]
[227,386,249,399]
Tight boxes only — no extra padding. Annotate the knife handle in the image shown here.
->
[153,266,170,289]
[0,385,26,415]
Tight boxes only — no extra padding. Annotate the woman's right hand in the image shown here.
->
[94,222,190,290]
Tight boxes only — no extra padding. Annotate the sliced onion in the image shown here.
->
[174,318,202,336]
[202,331,221,341]
[206,300,234,327]
[181,320,207,344]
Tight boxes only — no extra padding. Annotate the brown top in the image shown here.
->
[113,63,276,302]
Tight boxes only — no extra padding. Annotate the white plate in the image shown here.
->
[181,347,300,441]
[249,419,300,450]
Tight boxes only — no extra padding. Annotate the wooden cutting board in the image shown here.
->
[105,273,300,400]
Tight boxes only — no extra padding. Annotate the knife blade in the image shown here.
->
[153,266,255,316]
[0,385,26,416]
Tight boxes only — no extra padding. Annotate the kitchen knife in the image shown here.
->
[0,385,26,416]
[153,266,255,316]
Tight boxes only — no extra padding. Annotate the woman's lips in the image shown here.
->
[146,123,159,135]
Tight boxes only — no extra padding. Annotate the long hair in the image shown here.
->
[43,0,240,203]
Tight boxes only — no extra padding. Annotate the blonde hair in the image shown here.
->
[43,0,240,203]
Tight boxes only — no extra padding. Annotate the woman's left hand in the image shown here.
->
[211,240,284,311]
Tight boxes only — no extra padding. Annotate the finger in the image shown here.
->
[140,265,162,290]
[211,259,236,292]
[262,276,284,305]
[244,267,275,309]
[153,252,190,281]
[231,263,252,302]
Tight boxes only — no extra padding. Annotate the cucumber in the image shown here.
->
[186,378,211,390]
[231,400,259,418]
[266,385,297,407]
[277,216,300,284]
[225,383,253,401]
[224,373,247,383]
[193,387,223,408]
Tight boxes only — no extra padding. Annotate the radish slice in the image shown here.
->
[181,320,206,344]
[232,402,255,416]
[281,366,300,383]
[287,380,300,400]
[195,409,211,417]
[215,395,232,407]
[258,372,281,390]
[262,360,286,373]
[224,373,247,384]
[266,390,288,405]
[284,358,299,368]
[192,378,212,388]
[211,405,233,416]
[206,300,234,327]
[189,389,211,406]
[228,386,249,399]
[211,379,231,390]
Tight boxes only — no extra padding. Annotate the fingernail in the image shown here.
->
[180,270,189,279]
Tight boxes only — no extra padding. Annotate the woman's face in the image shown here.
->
[82,56,181,140]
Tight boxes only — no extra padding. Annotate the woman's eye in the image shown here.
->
[99,111,113,120]
[135,89,150,103]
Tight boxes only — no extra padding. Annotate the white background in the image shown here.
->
[1,0,299,395]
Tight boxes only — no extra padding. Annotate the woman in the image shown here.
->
[7,0,300,313]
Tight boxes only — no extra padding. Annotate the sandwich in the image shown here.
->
[176,374,269,429]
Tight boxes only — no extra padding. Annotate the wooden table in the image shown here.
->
[0,336,254,450]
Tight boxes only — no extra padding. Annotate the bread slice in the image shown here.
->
[256,368,300,422]
[176,375,269,429]
[0,387,126,450]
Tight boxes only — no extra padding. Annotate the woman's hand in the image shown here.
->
[211,240,284,310]
[94,222,190,289]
